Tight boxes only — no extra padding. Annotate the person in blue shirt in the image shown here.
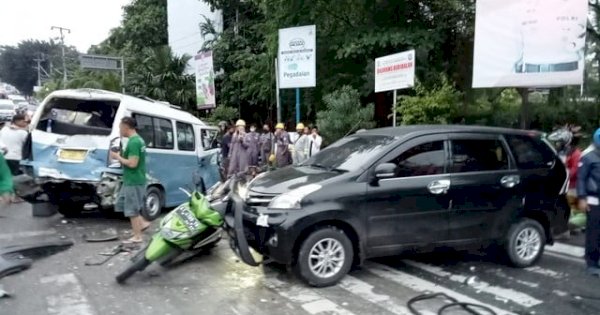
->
[577,128,600,276]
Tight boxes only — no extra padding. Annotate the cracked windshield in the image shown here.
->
[1,0,600,314]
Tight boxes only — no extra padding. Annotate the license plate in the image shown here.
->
[58,149,87,162]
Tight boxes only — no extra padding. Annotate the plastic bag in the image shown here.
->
[569,211,587,229]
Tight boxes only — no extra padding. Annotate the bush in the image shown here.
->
[397,77,461,125]
[316,86,376,143]
[205,105,239,125]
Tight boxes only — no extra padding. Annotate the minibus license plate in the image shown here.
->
[58,149,87,162]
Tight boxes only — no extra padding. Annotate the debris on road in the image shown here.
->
[84,244,132,266]
[0,256,32,279]
[83,228,119,242]
[0,284,11,298]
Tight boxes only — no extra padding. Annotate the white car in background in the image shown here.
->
[0,99,15,123]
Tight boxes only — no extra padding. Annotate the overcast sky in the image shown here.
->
[0,0,131,52]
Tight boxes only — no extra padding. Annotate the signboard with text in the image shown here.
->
[79,54,121,70]
[195,51,216,109]
[374,50,415,93]
[278,25,316,89]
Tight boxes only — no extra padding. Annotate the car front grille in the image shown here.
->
[246,190,277,208]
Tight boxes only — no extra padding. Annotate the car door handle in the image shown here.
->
[500,175,520,188]
[428,179,451,195]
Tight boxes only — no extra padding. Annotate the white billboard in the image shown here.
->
[195,51,216,109]
[278,25,316,89]
[472,0,587,88]
[375,50,415,93]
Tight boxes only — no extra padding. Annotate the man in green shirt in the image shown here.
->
[110,117,150,244]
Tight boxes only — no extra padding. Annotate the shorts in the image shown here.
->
[115,185,146,217]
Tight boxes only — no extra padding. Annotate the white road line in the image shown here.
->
[263,276,357,315]
[546,242,585,258]
[545,251,585,264]
[0,228,57,240]
[405,260,543,308]
[40,273,95,315]
[524,266,567,280]
[339,276,425,315]
[364,262,517,315]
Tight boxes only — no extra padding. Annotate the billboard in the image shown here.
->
[375,50,415,93]
[278,25,316,89]
[472,0,587,88]
[195,51,216,109]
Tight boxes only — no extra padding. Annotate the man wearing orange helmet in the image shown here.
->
[274,123,292,167]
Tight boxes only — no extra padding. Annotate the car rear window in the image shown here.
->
[36,97,119,136]
[505,134,555,169]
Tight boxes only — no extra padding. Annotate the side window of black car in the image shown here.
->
[505,135,554,169]
[390,141,445,177]
[450,139,508,173]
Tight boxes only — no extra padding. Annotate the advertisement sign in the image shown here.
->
[278,25,316,89]
[79,54,122,70]
[472,0,587,88]
[195,51,216,109]
[374,50,416,93]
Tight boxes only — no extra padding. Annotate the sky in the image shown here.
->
[0,0,131,52]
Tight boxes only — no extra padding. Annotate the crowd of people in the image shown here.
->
[218,120,322,178]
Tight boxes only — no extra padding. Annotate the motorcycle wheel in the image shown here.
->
[115,255,151,284]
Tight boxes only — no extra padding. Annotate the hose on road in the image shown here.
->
[407,292,497,315]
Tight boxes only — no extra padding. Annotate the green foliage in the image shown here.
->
[397,77,461,125]
[206,105,239,125]
[127,46,196,109]
[0,40,78,95]
[316,86,375,143]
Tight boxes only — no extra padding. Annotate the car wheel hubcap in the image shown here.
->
[146,193,160,217]
[308,238,345,279]
[515,227,541,261]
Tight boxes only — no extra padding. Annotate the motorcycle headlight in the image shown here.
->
[268,184,321,210]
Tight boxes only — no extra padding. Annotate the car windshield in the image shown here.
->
[303,135,396,172]
[0,104,13,110]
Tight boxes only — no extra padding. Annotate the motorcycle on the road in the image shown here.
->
[115,188,226,283]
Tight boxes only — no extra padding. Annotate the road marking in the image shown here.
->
[524,266,567,280]
[405,260,543,308]
[263,276,357,315]
[546,242,584,258]
[0,228,57,240]
[40,273,95,315]
[339,276,421,315]
[364,262,517,315]
[545,251,585,264]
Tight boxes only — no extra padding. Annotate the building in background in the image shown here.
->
[167,0,222,74]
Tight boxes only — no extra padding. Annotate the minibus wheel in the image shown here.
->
[143,187,163,221]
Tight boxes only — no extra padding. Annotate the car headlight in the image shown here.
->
[268,184,321,210]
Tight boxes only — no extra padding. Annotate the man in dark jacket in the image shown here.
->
[577,128,600,276]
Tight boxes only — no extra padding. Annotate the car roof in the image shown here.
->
[358,125,541,138]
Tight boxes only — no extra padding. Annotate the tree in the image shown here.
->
[0,40,78,95]
[127,46,196,109]
[316,86,375,143]
[397,77,462,125]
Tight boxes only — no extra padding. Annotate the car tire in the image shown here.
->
[295,227,354,287]
[505,218,546,268]
[57,202,84,218]
[142,187,163,221]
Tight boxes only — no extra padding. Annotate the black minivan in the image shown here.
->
[226,125,569,287]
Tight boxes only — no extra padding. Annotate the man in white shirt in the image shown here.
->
[0,113,29,175]
[309,127,323,157]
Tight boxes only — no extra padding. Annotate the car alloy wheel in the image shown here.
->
[308,238,346,279]
[514,227,541,262]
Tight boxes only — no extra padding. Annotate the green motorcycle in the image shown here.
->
[116,189,224,283]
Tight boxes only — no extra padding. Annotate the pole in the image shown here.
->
[51,26,71,88]
[121,58,126,93]
[295,88,300,124]
[518,88,530,129]
[34,55,43,87]
[392,89,397,127]
[275,58,281,123]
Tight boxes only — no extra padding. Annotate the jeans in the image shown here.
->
[585,206,600,267]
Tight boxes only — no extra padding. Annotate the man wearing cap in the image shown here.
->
[274,123,292,168]
[293,123,310,165]
[227,120,249,177]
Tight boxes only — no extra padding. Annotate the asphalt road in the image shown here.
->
[1,203,599,315]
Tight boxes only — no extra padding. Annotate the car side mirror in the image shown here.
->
[373,163,396,181]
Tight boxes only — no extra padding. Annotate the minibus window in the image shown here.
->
[37,98,118,136]
[176,122,195,151]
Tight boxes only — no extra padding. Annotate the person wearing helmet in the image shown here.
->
[244,124,260,168]
[576,127,600,276]
[274,123,292,167]
[227,120,249,177]
[293,124,310,165]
